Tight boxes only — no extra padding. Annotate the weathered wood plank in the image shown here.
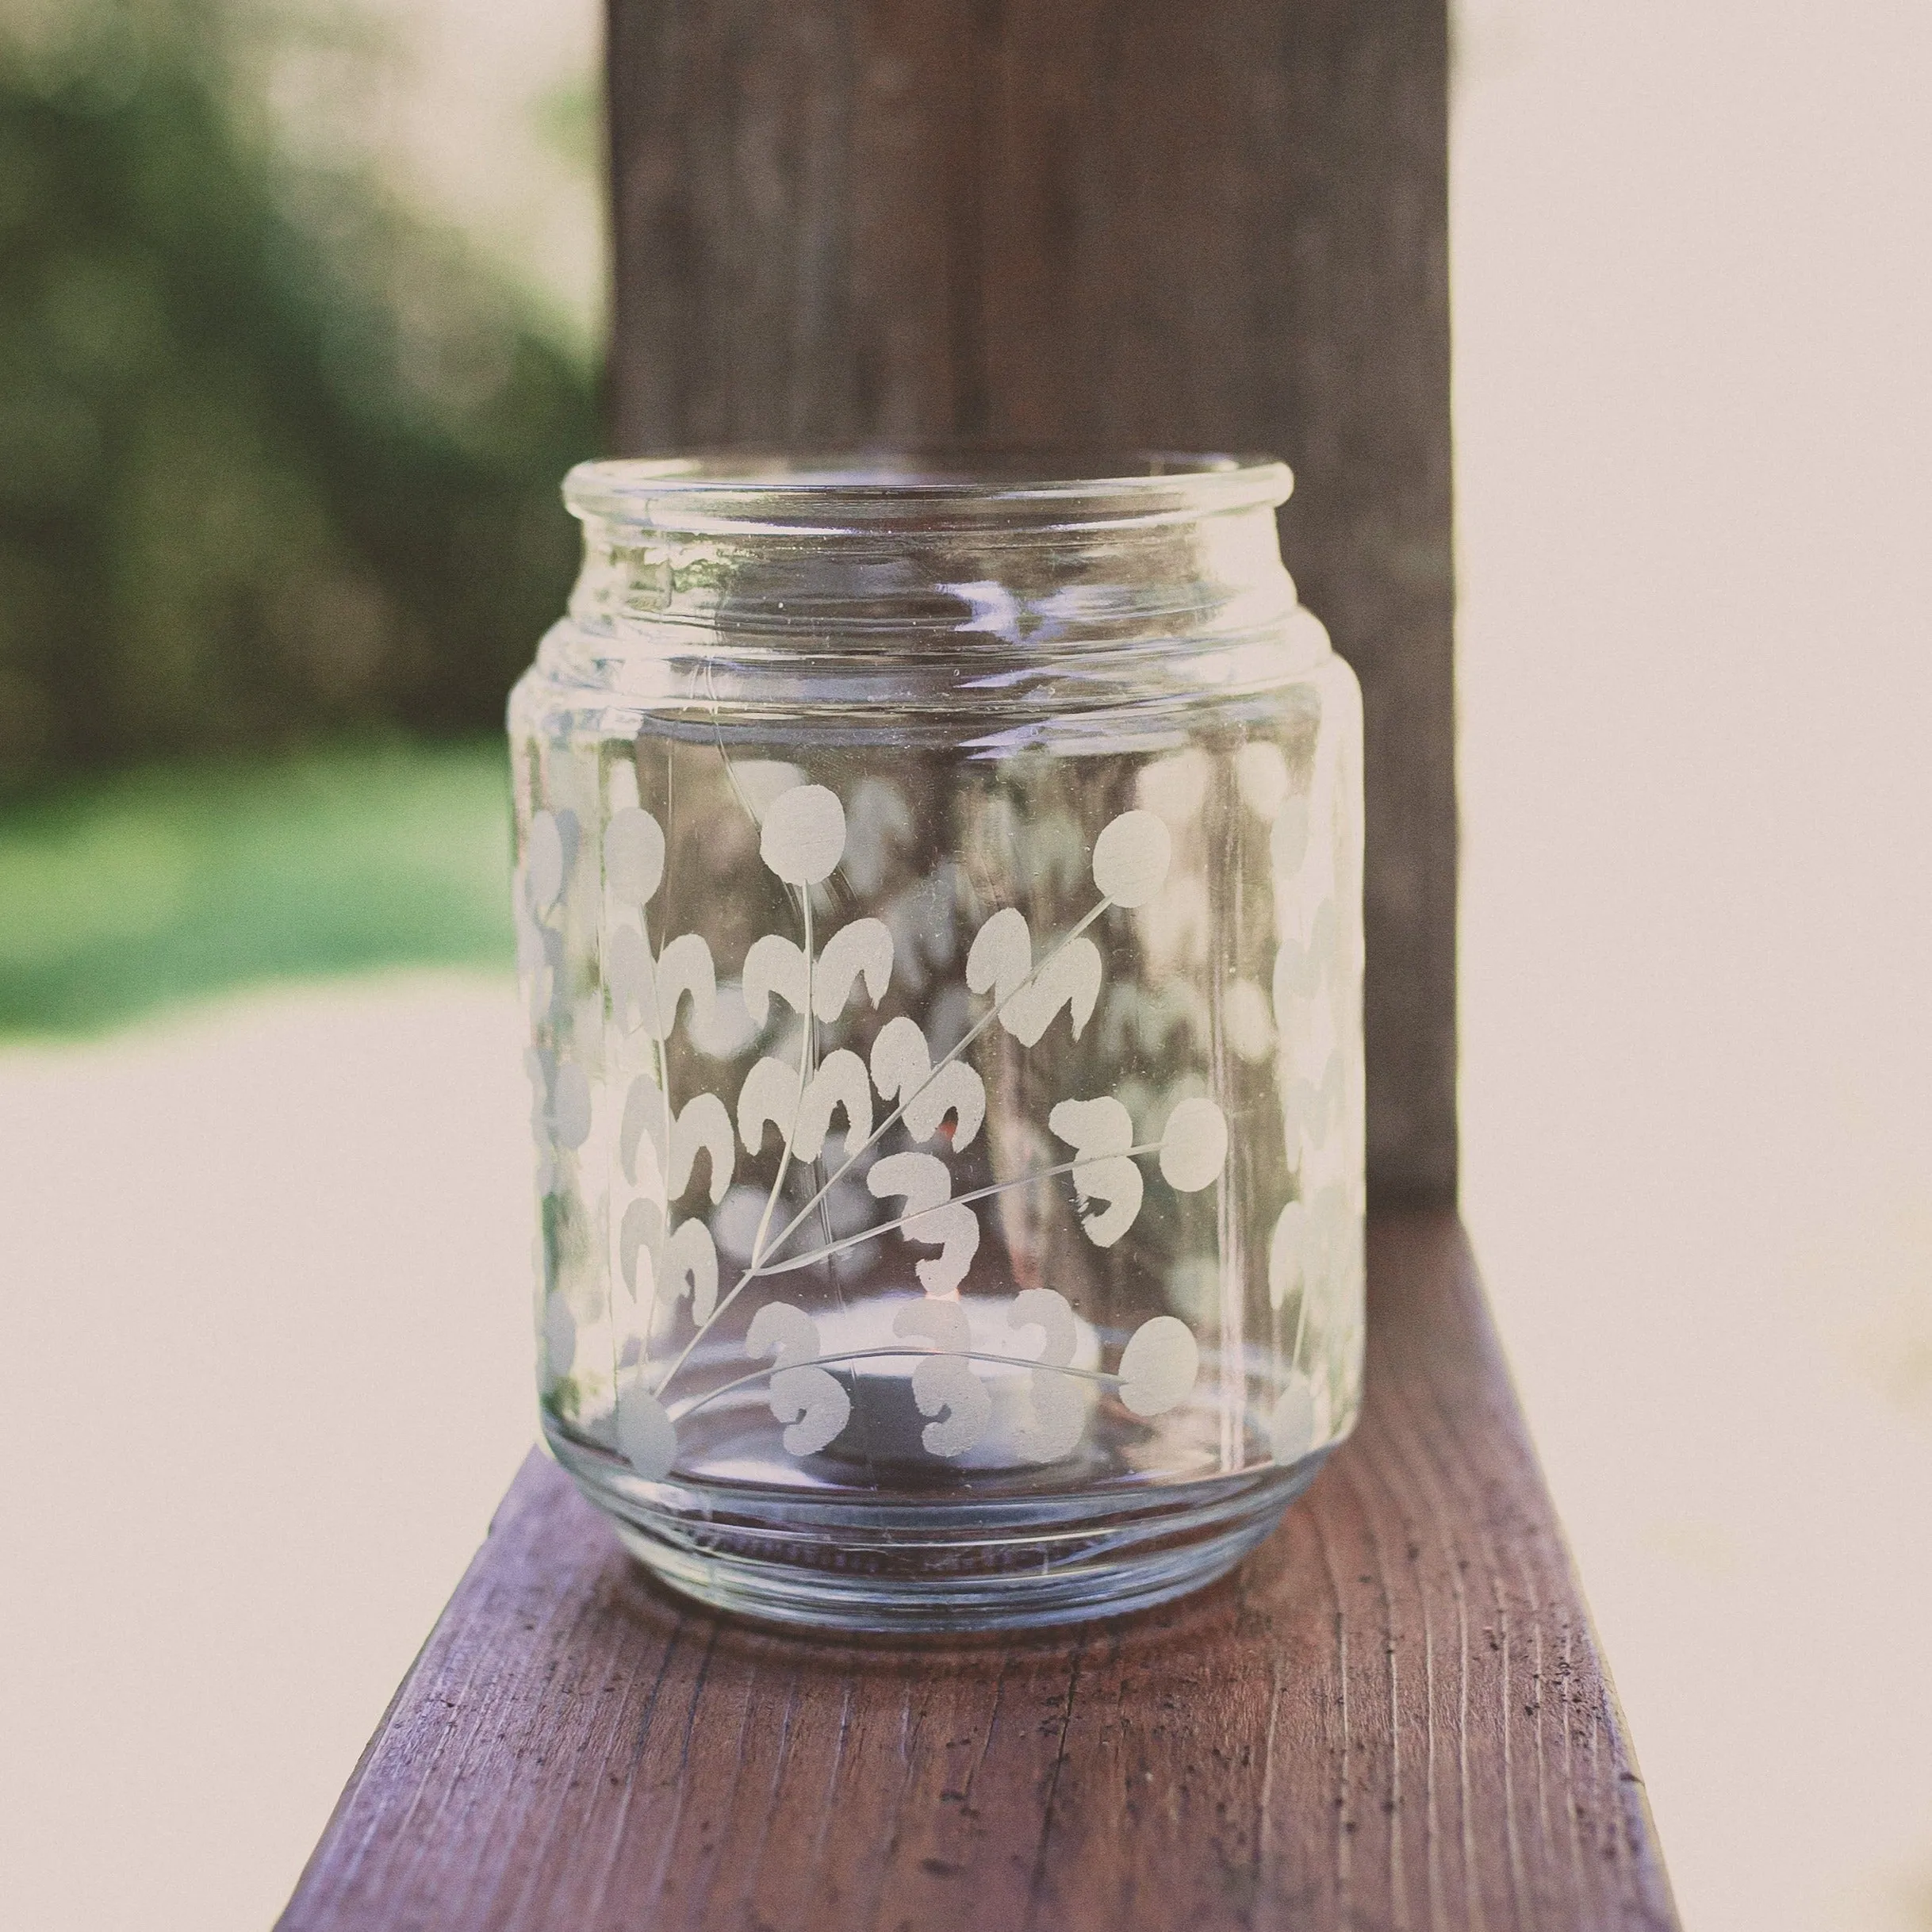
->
[279,1211,1677,1932]
[604,0,1459,1204]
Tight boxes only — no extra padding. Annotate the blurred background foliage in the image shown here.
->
[0,0,599,783]
[0,0,603,1027]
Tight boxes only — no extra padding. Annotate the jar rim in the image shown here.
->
[563,446,1293,538]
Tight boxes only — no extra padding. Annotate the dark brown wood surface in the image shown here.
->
[604,0,1458,1206]
[280,1212,1677,1932]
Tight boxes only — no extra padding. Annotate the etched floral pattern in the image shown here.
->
[516,696,1363,1493]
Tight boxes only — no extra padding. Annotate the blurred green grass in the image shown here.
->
[0,740,514,1036]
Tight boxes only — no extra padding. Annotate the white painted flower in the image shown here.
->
[747,1301,850,1455]
[665,1092,734,1206]
[618,1196,662,1295]
[736,1051,873,1163]
[1091,808,1173,907]
[965,907,1102,1045]
[868,1016,986,1149]
[605,806,665,904]
[1117,1315,1199,1418]
[1268,1373,1317,1464]
[663,1218,720,1324]
[892,1299,991,1457]
[1048,1097,1144,1248]
[650,933,719,1040]
[616,1382,678,1478]
[866,1152,981,1294]
[760,783,846,886]
[741,933,807,1025]
[814,918,895,1021]
[1158,1096,1229,1192]
[1007,1287,1087,1463]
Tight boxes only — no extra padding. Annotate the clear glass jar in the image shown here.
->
[510,451,1363,1631]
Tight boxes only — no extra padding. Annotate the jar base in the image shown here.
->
[545,1417,1330,1634]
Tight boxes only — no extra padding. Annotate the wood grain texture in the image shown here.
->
[281,1212,1677,1932]
[604,0,1458,1204]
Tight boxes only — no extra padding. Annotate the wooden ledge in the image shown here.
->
[280,1210,1677,1931]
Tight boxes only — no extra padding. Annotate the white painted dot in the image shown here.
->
[1159,1096,1229,1191]
[605,807,665,904]
[1092,809,1172,907]
[617,1384,678,1478]
[760,784,846,885]
[1117,1316,1199,1418]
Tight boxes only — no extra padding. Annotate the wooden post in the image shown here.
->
[606,0,1458,1205]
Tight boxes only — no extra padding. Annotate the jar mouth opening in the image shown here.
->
[565,446,1293,538]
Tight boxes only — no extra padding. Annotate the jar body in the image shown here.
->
[511,455,1363,1631]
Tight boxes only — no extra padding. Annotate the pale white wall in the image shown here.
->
[1455,5,1932,1927]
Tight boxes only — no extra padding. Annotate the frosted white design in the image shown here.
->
[616,1383,677,1479]
[797,1049,872,1161]
[1091,807,1173,907]
[747,1301,851,1455]
[1047,1097,1144,1248]
[966,907,1102,1045]
[1269,795,1310,878]
[648,933,719,1041]
[868,1016,987,1150]
[1268,1374,1317,1464]
[1158,1096,1229,1193]
[813,918,895,1021]
[618,1197,661,1294]
[1117,1315,1199,1418]
[1007,1288,1086,1463]
[604,805,665,904]
[617,1073,664,1190]
[892,1300,991,1457]
[1267,1198,1308,1311]
[866,1151,981,1293]
[736,1057,799,1154]
[527,772,1358,1485]
[736,1051,874,1163]
[741,933,807,1025]
[665,1092,734,1206]
[1268,1182,1356,1314]
[663,1218,720,1324]
[760,783,847,885]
